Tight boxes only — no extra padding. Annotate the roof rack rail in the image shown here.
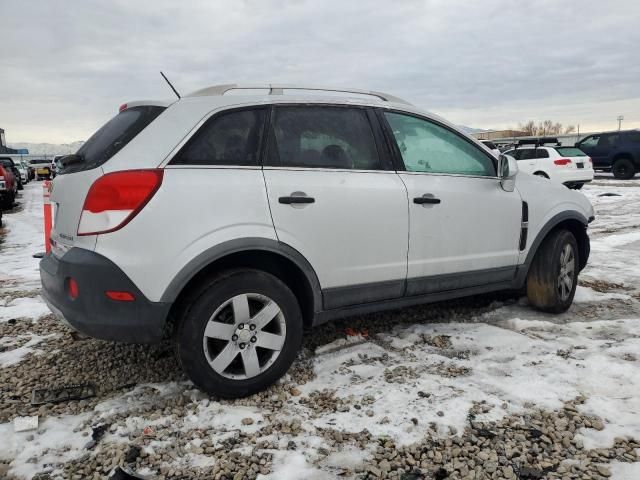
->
[186,83,411,105]
[516,137,561,147]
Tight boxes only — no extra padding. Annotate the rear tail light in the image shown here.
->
[119,103,128,113]
[78,169,163,236]
[587,157,593,164]
[554,158,572,166]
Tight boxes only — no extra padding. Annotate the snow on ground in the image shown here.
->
[0,183,45,291]
[0,178,639,479]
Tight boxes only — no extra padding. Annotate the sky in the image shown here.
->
[1,0,639,144]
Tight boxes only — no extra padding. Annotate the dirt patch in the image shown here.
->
[579,279,627,293]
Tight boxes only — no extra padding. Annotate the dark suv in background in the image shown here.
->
[576,130,640,179]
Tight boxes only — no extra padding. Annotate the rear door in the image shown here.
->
[262,105,408,309]
[381,111,522,296]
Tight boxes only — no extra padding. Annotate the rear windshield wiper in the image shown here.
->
[59,154,84,168]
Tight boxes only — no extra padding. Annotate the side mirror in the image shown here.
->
[498,154,518,192]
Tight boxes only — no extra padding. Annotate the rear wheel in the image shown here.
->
[534,171,549,179]
[176,269,303,398]
[612,158,635,179]
[526,229,578,313]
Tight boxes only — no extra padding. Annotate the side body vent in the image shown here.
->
[519,201,529,251]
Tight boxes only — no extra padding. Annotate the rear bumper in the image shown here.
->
[39,248,171,344]
[553,168,594,185]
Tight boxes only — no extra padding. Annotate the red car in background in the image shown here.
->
[0,163,18,210]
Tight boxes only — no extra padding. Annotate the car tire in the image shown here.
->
[612,158,635,180]
[526,229,578,313]
[175,269,303,399]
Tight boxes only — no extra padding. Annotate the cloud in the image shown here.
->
[1,0,639,142]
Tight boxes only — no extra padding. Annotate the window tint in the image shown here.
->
[504,150,520,160]
[626,132,640,144]
[579,135,599,148]
[267,107,380,170]
[536,149,549,159]
[384,113,495,176]
[598,134,619,147]
[74,106,165,173]
[517,149,537,160]
[173,109,266,166]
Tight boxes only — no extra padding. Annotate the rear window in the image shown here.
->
[69,105,165,173]
[555,147,586,157]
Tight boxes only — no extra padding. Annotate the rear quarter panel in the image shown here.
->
[93,167,277,302]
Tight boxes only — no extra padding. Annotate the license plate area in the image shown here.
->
[576,163,584,169]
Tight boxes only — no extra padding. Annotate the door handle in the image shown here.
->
[413,195,441,205]
[279,196,315,204]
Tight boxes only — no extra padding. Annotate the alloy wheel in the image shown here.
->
[202,293,286,380]
[557,244,575,301]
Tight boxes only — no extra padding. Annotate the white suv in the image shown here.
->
[40,84,594,398]
[504,143,595,189]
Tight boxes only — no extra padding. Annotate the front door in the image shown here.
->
[263,105,409,309]
[381,111,522,296]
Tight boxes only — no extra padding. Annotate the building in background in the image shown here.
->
[471,129,527,141]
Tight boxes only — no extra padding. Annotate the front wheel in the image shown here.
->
[526,229,579,313]
[612,158,635,180]
[175,269,303,398]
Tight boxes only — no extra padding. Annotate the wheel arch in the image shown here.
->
[162,238,322,331]
[612,152,636,166]
[518,211,590,285]
[533,171,550,178]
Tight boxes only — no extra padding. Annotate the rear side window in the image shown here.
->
[517,149,537,160]
[598,134,619,146]
[73,106,165,173]
[555,147,587,157]
[626,132,640,143]
[536,149,549,159]
[267,107,381,170]
[504,150,520,160]
[172,109,266,166]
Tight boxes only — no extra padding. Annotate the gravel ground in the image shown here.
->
[1,180,639,479]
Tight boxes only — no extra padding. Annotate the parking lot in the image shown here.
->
[1,177,639,479]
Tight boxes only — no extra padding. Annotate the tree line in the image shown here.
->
[518,120,576,136]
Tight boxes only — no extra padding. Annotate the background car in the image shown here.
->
[29,159,52,180]
[18,160,31,184]
[0,157,24,190]
[16,161,29,185]
[576,129,640,179]
[0,163,17,209]
[504,141,594,189]
[480,140,501,157]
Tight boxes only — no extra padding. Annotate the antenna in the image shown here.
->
[160,71,181,99]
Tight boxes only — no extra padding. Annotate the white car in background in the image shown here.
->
[504,144,594,189]
[480,140,501,157]
[16,162,29,184]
